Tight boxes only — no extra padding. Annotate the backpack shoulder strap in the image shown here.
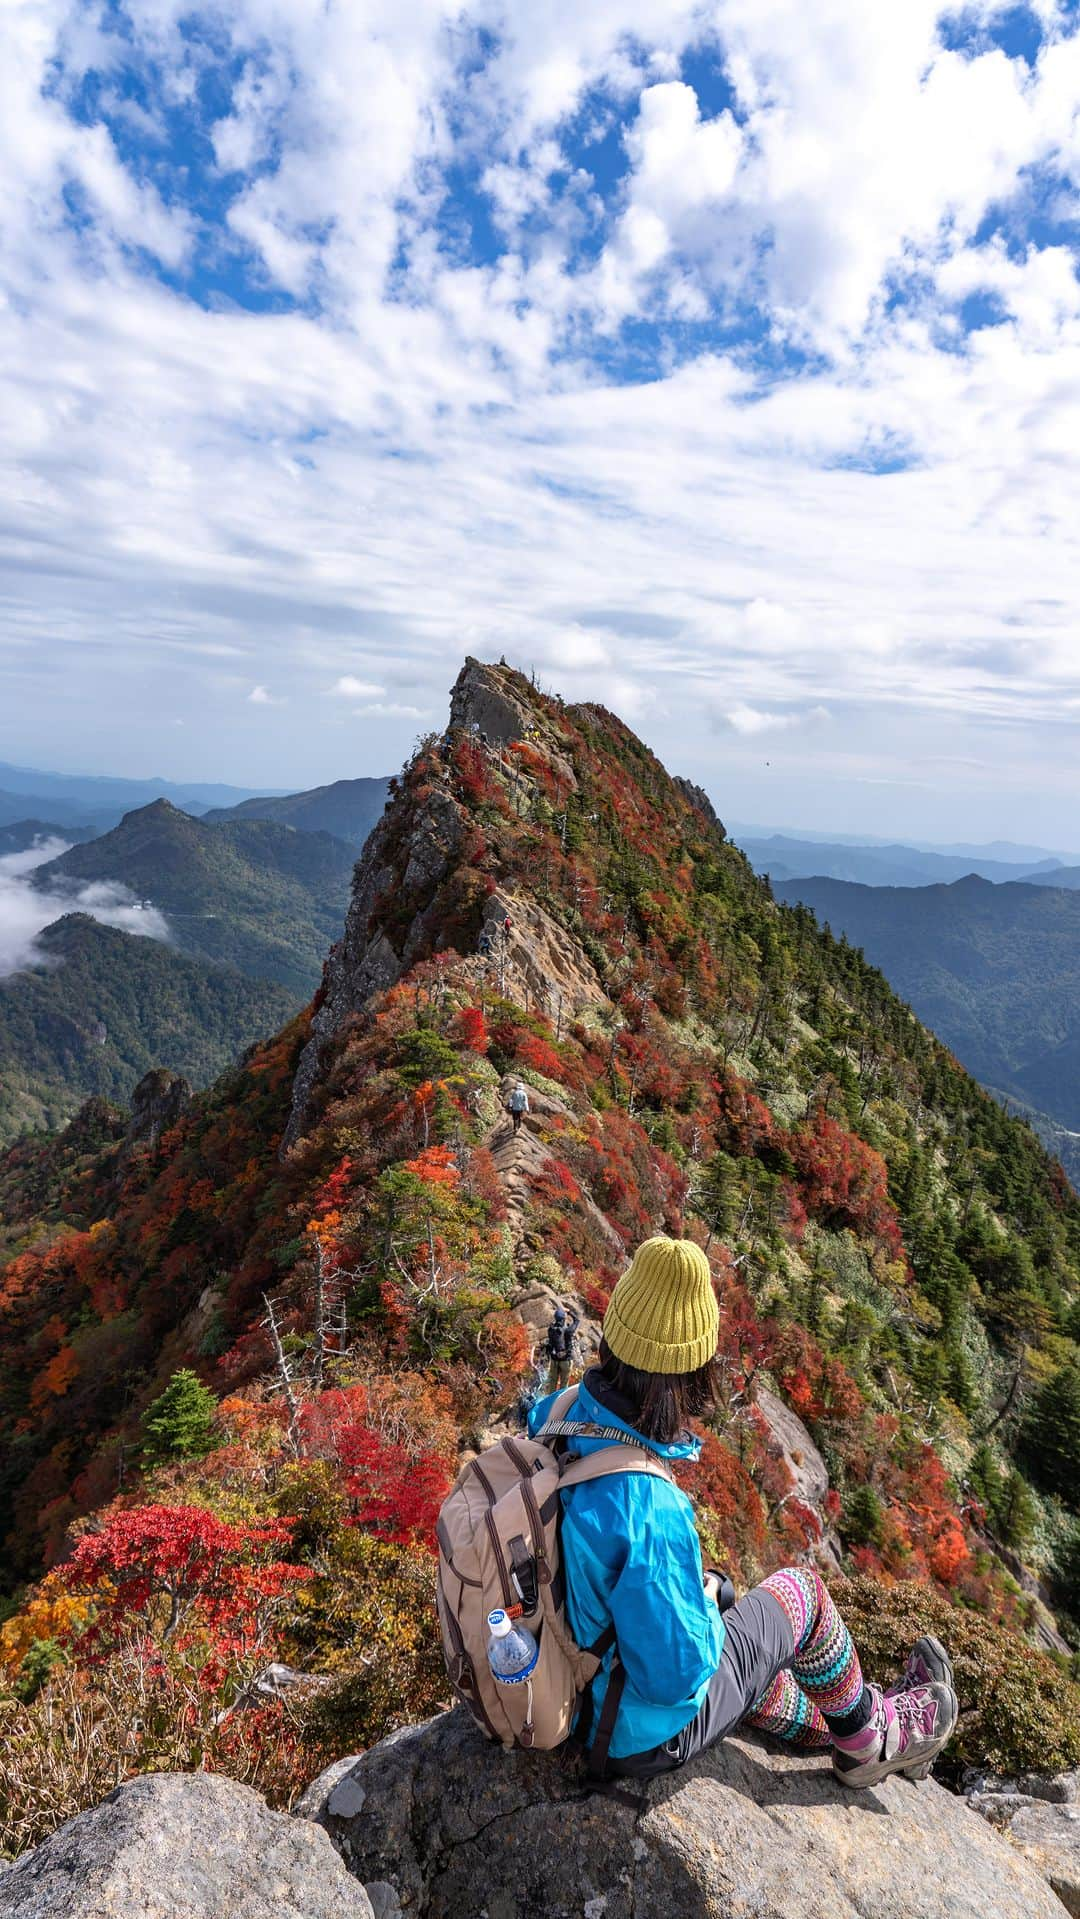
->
[558,1444,674,1489]
[549,1385,579,1422]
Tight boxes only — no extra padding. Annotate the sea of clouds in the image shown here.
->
[0,839,170,980]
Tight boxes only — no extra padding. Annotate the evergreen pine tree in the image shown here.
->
[1022,1363,1080,1508]
[141,1368,219,1466]
[696,1150,741,1247]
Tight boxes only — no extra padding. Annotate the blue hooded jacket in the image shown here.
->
[527,1374,724,1759]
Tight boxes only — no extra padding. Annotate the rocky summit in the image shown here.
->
[298,1707,1073,1919]
[4,1714,1075,1919]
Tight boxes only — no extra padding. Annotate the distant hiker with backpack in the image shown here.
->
[506,1080,529,1134]
[544,1303,579,1394]
[436,1234,958,1787]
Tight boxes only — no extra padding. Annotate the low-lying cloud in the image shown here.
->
[0,839,170,979]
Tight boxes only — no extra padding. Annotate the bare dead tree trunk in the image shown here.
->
[312,1241,329,1392]
[263,1294,302,1457]
[981,1354,1026,1437]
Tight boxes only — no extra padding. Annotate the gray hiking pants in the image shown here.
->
[607,1587,795,1779]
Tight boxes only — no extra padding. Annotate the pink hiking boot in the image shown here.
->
[886,1634,953,1698]
[831,1680,958,1789]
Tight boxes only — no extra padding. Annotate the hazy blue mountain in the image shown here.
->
[0,914,296,1144]
[1021,865,1080,891]
[727,820,1076,863]
[0,759,280,816]
[774,873,1080,1155]
[33,800,355,994]
[738,833,1063,888]
[203,775,390,846]
[0,787,124,834]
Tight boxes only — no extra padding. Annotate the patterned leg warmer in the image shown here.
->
[758,1566,871,1734]
[745,1667,831,1749]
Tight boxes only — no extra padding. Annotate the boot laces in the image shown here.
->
[893,1686,935,1744]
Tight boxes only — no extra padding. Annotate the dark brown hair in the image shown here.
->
[595,1337,722,1446]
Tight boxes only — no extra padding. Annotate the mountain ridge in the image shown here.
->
[203,775,390,846]
[738,833,1063,889]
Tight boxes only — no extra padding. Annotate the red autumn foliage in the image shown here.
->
[297,1386,449,1548]
[788,1110,904,1257]
[679,1433,768,1579]
[456,1005,489,1054]
[403,1145,460,1187]
[58,1504,309,1656]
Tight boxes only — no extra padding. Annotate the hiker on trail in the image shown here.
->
[544,1303,579,1393]
[502,913,512,939]
[478,927,492,958]
[528,1235,959,1785]
[507,1080,529,1134]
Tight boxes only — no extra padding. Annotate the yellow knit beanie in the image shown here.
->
[602,1235,718,1375]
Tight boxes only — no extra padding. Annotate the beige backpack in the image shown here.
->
[435,1388,672,1761]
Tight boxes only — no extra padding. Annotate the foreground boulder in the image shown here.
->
[0,1772,374,1919]
[301,1707,1071,1919]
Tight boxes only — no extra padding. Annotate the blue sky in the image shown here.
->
[4,0,1080,841]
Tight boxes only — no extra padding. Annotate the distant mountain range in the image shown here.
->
[774,872,1080,1179]
[0,915,296,1143]
[737,832,1065,889]
[0,761,282,837]
[31,800,356,995]
[728,821,1077,864]
[203,776,389,846]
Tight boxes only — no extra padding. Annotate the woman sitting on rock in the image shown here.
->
[528,1235,958,1786]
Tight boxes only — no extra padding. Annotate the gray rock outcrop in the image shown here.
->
[0,1772,374,1919]
[285,771,466,1146]
[285,657,606,1148]
[302,1705,1071,1919]
[754,1384,842,1567]
[968,1772,1080,1915]
[449,656,536,745]
[125,1068,192,1147]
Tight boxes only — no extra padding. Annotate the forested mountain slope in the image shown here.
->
[2,660,1080,1846]
[773,873,1080,1155]
[203,776,390,846]
[0,821,96,855]
[33,800,356,993]
[0,916,296,1144]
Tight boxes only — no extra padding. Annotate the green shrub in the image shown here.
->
[835,1575,1080,1779]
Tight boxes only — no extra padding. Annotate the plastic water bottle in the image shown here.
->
[486,1608,538,1685]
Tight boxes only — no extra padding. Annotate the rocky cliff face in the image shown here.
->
[285,657,606,1148]
[284,771,468,1146]
[126,1069,191,1145]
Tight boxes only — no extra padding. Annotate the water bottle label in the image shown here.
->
[494,1649,539,1684]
